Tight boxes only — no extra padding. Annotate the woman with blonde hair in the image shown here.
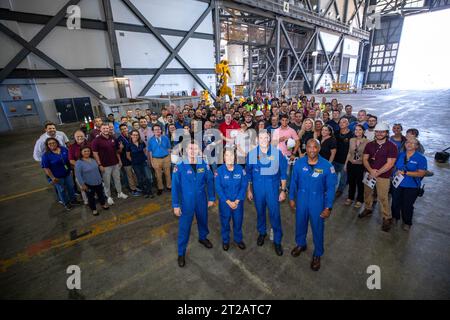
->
[298,118,315,157]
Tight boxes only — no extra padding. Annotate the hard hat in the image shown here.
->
[171,154,180,164]
[230,130,238,138]
[374,122,389,131]
[286,138,296,149]
[255,110,264,117]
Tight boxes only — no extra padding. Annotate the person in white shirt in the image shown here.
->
[33,122,69,162]
[365,114,378,141]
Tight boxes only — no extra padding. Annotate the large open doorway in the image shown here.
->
[393,9,450,89]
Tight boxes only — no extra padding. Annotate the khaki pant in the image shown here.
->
[152,156,172,190]
[364,177,391,220]
[123,165,137,191]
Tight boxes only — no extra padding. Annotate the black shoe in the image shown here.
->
[178,255,185,267]
[274,243,283,256]
[167,187,171,192]
[157,189,163,196]
[222,243,229,251]
[199,239,213,249]
[257,234,266,246]
[291,245,307,257]
[382,218,392,232]
[236,241,246,250]
[358,209,373,218]
[64,204,73,211]
[311,256,321,271]
[70,199,82,205]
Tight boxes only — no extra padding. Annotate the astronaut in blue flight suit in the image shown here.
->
[172,140,215,268]
[246,130,288,256]
[215,148,249,251]
[289,138,337,271]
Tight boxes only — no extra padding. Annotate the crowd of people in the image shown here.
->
[32,93,429,269]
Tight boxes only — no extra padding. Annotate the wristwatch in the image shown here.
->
[280,188,287,193]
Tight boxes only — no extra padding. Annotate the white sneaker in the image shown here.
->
[117,192,128,200]
[107,197,114,205]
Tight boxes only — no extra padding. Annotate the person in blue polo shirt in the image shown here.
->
[41,137,80,211]
[172,140,215,267]
[147,124,172,195]
[246,130,288,256]
[391,137,427,231]
[289,138,337,271]
[215,148,248,251]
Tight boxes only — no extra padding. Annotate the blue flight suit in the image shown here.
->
[289,156,337,257]
[215,164,248,244]
[246,145,287,245]
[171,159,215,256]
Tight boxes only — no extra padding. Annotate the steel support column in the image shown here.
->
[248,45,252,96]
[102,0,127,98]
[213,0,221,65]
[275,18,281,97]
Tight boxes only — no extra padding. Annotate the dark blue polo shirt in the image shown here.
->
[41,147,71,179]
[126,142,148,165]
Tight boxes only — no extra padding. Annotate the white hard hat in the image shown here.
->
[230,130,238,138]
[286,138,296,149]
[374,122,389,131]
[255,110,264,117]
[171,154,180,164]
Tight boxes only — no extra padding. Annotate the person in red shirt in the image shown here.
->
[360,122,398,232]
[92,124,129,205]
[219,112,240,147]
[191,88,198,96]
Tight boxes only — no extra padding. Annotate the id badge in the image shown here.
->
[392,174,404,188]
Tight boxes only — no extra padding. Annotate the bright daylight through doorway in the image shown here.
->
[393,9,450,89]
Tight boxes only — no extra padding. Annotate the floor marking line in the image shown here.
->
[224,253,273,296]
[0,186,51,203]
[0,202,162,272]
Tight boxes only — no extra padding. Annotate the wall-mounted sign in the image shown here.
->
[7,85,22,100]
[9,107,17,113]
[283,1,290,13]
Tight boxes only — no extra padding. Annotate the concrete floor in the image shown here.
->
[0,89,449,300]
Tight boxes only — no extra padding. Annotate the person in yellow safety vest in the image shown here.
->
[245,103,255,112]
[297,100,303,111]
[320,97,327,112]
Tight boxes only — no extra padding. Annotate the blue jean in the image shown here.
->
[53,175,76,206]
[132,163,153,195]
[332,162,347,192]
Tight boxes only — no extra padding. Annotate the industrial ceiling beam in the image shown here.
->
[219,0,370,40]
[121,0,215,98]
[103,0,123,77]
[0,0,81,83]
[0,22,105,99]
